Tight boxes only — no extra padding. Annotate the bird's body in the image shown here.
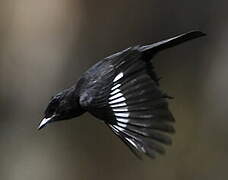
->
[39,30,205,159]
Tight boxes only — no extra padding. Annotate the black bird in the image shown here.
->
[38,30,205,159]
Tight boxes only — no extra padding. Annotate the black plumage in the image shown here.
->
[38,30,205,159]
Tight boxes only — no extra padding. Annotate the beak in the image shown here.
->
[38,115,55,130]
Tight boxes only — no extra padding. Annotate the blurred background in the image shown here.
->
[0,0,227,180]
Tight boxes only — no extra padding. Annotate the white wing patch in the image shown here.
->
[109,96,126,104]
[113,72,123,82]
[110,102,127,108]
[114,112,130,118]
[109,93,123,100]
[116,117,129,123]
[113,107,128,112]
[111,84,121,91]
[109,72,130,125]
[110,89,121,95]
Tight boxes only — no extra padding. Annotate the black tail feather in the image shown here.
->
[140,30,206,60]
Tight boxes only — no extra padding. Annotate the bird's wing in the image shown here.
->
[78,31,205,158]
[79,46,175,159]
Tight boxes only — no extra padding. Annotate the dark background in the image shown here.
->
[0,0,227,179]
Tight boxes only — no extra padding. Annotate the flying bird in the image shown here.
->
[38,30,205,159]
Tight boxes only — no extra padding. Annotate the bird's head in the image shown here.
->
[38,87,85,130]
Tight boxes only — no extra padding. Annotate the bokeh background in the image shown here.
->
[0,0,227,180]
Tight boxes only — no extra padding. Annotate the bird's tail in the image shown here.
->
[140,30,206,59]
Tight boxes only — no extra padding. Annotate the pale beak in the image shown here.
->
[38,115,55,130]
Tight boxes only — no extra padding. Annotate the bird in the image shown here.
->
[38,30,205,159]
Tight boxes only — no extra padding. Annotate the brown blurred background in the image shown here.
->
[0,0,227,180]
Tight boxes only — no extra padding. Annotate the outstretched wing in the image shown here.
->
[79,46,174,159]
[78,31,205,158]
